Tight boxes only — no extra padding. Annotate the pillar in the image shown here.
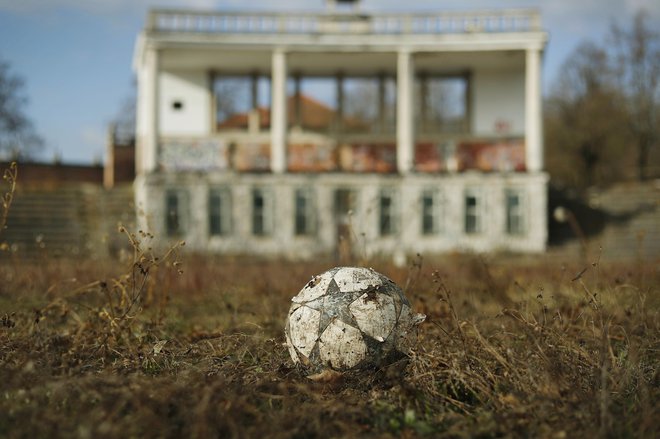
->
[525,48,542,172]
[271,49,288,173]
[396,49,414,174]
[293,73,302,128]
[140,46,159,173]
[378,73,386,132]
[336,72,344,132]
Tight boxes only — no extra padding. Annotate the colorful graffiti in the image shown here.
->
[337,143,397,173]
[288,143,337,172]
[415,138,525,172]
[233,143,271,172]
[160,139,229,171]
[159,137,525,173]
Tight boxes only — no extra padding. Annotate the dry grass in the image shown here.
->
[0,240,658,438]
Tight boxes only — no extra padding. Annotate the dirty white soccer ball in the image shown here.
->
[285,267,425,373]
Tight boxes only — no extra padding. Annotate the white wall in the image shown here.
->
[159,70,211,136]
[135,172,548,258]
[471,69,525,136]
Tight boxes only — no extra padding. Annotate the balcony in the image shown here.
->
[146,9,541,36]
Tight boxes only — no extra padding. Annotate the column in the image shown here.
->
[396,49,414,174]
[336,72,344,132]
[525,48,542,172]
[293,73,302,128]
[378,73,386,132]
[248,72,260,133]
[271,49,288,173]
[419,72,428,132]
[140,47,159,173]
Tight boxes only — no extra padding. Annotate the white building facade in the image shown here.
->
[133,1,549,258]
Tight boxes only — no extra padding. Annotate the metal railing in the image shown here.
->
[147,9,541,35]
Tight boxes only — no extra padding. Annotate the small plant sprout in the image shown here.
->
[0,161,17,248]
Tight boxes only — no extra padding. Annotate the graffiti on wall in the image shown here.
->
[338,143,396,173]
[233,143,271,172]
[415,138,525,172]
[160,139,229,171]
[288,142,337,172]
[457,139,525,172]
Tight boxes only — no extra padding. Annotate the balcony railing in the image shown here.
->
[147,9,541,35]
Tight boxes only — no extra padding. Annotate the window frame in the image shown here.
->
[208,187,232,237]
[464,188,483,235]
[505,188,526,236]
[421,188,444,235]
[164,188,189,238]
[251,187,274,237]
[294,187,316,237]
[379,188,399,237]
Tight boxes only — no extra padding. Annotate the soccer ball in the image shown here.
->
[285,267,425,373]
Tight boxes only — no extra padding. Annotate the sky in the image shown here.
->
[0,0,658,164]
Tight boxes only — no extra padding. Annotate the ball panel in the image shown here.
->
[333,267,382,293]
[318,319,367,370]
[288,305,321,358]
[291,271,334,304]
[349,292,397,342]
[317,280,361,333]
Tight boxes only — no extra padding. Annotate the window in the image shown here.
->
[464,190,482,234]
[209,187,232,236]
[294,188,316,236]
[165,189,188,237]
[417,74,469,134]
[213,75,270,130]
[379,189,399,236]
[252,188,273,236]
[506,189,526,235]
[421,189,444,235]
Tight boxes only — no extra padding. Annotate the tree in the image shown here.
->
[111,84,136,146]
[0,56,43,159]
[544,42,631,190]
[610,11,660,181]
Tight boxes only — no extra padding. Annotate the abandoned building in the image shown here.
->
[132,0,549,258]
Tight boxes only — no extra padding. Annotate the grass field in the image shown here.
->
[0,233,658,438]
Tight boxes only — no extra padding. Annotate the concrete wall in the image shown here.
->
[135,172,548,259]
[471,68,525,136]
[159,70,211,137]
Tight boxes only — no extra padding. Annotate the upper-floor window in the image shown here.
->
[417,74,469,134]
[421,188,444,235]
[464,189,483,235]
[379,188,399,236]
[165,188,189,237]
[214,74,270,131]
[294,188,316,236]
[506,189,526,235]
[252,187,273,236]
[209,187,232,236]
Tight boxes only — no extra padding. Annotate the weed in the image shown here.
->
[0,252,658,438]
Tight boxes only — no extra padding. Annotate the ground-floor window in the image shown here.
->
[421,188,444,235]
[379,188,399,236]
[209,187,232,236]
[464,189,482,234]
[252,187,273,236]
[294,188,316,236]
[505,189,526,235]
[165,188,188,237]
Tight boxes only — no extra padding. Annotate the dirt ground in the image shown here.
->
[0,241,658,438]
